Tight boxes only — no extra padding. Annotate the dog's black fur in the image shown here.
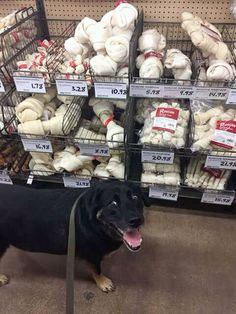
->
[0,181,148,289]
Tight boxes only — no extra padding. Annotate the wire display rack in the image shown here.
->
[0,7,39,84]
[130,21,236,88]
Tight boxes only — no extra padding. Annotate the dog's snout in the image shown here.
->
[128,218,142,228]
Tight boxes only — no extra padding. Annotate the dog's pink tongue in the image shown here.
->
[123,230,142,248]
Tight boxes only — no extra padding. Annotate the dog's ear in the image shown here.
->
[127,182,151,207]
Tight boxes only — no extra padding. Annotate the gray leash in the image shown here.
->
[66,190,87,314]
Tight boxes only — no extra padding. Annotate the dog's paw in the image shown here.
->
[0,274,9,287]
[96,275,115,293]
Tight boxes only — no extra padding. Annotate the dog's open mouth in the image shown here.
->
[118,228,142,252]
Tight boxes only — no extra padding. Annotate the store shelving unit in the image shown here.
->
[0,0,236,208]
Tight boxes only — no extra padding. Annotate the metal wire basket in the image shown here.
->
[130,21,236,87]
[0,7,39,83]
[0,86,83,141]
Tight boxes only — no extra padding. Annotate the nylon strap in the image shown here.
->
[66,190,87,314]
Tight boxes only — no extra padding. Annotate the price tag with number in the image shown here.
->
[194,87,229,100]
[149,185,179,201]
[94,82,127,99]
[56,79,88,96]
[201,190,235,206]
[0,79,5,93]
[79,144,110,156]
[63,176,90,188]
[0,170,13,185]
[205,155,236,170]
[129,84,164,98]
[163,85,195,99]
[21,138,53,153]
[226,89,236,105]
[142,150,174,164]
[13,76,46,93]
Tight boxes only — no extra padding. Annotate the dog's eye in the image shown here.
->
[132,194,138,200]
[111,200,118,207]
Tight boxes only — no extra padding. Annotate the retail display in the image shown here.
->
[0,1,235,205]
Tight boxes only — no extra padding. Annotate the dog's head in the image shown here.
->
[85,181,149,252]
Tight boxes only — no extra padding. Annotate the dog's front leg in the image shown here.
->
[87,262,115,293]
[0,245,9,287]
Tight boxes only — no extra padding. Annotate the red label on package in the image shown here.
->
[211,120,236,149]
[153,107,179,133]
[201,165,223,178]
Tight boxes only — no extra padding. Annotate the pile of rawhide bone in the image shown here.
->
[181,12,236,82]
[0,10,37,63]
[185,155,232,190]
[16,1,137,81]
[141,157,181,187]
[15,88,78,136]
[136,29,192,83]
[136,99,190,149]
[74,97,127,148]
[29,145,125,180]
[191,101,236,153]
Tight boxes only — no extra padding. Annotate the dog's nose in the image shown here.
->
[128,218,142,228]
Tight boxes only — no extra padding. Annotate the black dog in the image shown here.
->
[0,181,148,292]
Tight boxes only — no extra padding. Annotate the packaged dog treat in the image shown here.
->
[138,100,190,148]
[190,100,236,153]
[185,155,232,190]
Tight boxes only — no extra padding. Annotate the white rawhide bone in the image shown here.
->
[75,127,106,144]
[87,21,112,53]
[106,155,125,179]
[90,54,117,76]
[16,98,44,123]
[194,106,224,125]
[101,10,115,28]
[138,29,166,52]
[139,50,163,79]
[111,2,138,30]
[53,154,92,172]
[181,12,232,62]
[117,65,129,85]
[18,120,45,136]
[94,163,110,179]
[105,35,129,63]
[206,60,234,81]
[64,37,87,57]
[164,49,192,83]
[32,87,57,104]
[89,98,124,148]
[112,26,134,39]
[74,17,97,44]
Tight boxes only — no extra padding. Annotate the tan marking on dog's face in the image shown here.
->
[0,274,9,287]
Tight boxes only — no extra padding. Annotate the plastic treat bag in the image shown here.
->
[141,157,181,187]
[138,100,190,149]
[190,99,236,154]
[185,155,232,190]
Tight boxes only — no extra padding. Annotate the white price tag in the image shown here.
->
[94,83,127,99]
[56,79,88,96]
[0,171,13,185]
[21,139,53,153]
[27,172,34,185]
[129,84,164,98]
[194,87,229,100]
[201,190,235,206]
[0,79,5,93]
[149,186,179,201]
[163,85,195,99]
[63,176,90,188]
[142,150,174,164]
[14,76,46,93]
[79,144,110,156]
[226,89,236,105]
[205,155,236,170]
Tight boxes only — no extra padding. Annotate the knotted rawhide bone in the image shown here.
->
[139,50,164,79]
[138,29,166,52]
